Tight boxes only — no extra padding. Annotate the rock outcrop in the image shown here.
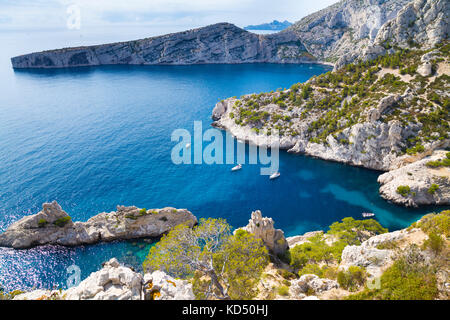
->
[143,271,195,300]
[240,210,288,256]
[13,258,195,300]
[336,0,450,69]
[11,23,313,69]
[0,201,197,249]
[378,150,450,207]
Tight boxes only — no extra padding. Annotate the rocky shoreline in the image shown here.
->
[0,201,197,249]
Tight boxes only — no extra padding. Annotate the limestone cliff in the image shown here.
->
[11,23,312,69]
[335,0,450,69]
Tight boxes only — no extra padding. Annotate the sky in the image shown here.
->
[0,0,339,31]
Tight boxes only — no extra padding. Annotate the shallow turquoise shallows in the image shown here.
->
[0,32,446,292]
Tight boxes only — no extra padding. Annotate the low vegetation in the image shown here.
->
[225,42,449,155]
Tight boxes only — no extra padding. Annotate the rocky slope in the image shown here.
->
[336,0,450,69]
[378,150,450,206]
[12,258,195,300]
[212,42,449,171]
[0,201,197,249]
[11,23,312,69]
[4,210,449,300]
[239,210,288,256]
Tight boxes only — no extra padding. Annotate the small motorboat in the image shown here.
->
[362,212,375,218]
[231,164,242,171]
[269,172,280,180]
[185,143,191,149]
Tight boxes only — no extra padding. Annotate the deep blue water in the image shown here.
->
[0,31,446,292]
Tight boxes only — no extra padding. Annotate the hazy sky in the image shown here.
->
[0,0,339,31]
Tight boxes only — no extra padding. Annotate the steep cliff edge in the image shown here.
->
[11,23,313,69]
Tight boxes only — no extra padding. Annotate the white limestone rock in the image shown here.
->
[290,274,339,297]
[143,270,195,300]
[0,201,197,249]
[378,150,450,207]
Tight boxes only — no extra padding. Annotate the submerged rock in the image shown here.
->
[0,201,197,249]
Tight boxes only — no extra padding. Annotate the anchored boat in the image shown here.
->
[362,212,375,218]
[231,164,242,171]
[269,172,280,180]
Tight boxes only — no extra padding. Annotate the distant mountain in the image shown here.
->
[244,20,292,31]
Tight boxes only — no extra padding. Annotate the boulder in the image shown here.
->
[143,270,195,300]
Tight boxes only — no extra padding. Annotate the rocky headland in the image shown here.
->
[11,0,427,69]
[6,209,448,300]
[0,201,197,249]
[12,257,195,300]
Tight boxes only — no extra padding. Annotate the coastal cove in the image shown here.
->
[0,51,446,291]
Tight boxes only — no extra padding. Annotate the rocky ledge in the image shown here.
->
[378,150,450,207]
[0,201,197,249]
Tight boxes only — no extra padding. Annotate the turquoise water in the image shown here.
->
[0,31,446,292]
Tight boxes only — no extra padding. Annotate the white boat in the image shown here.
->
[231,164,242,171]
[269,172,280,179]
[185,143,191,148]
[362,212,375,218]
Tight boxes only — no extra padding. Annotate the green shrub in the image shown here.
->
[422,232,444,254]
[38,218,48,228]
[396,185,411,197]
[416,210,450,237]
[139,208,147,215]
[337,266,366,291]
[327,217,388,246]
[53,216,71,227]
[277,285,289,296]
[277,269,296,280]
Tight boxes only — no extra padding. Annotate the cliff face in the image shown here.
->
[11,23,313,69]
[10,0,416,69]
